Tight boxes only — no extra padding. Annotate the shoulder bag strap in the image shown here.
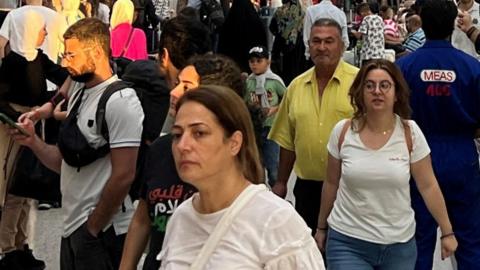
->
[401,119,413,156]
[120,27,135,58]
[68,87,86,118]
[338,119,352,153]
[189,184,267,270]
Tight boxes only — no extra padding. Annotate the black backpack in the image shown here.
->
[96,60,171,200]
[199,0,225,32]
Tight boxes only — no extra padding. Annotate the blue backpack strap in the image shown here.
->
[95,80,133,142]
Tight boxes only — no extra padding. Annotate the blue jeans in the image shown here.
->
[326,228,417,270]
[261,127,279,187]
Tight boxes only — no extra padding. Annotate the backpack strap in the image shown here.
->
[401,119,413,155]
[338,119,352,153]
[95,80,133,142]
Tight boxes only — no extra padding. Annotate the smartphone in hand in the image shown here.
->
[0,113,30,137]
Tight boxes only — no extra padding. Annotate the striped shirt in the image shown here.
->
[384,19,399,38]
[403,28,425,52]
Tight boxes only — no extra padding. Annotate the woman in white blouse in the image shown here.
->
[159,85,325,269]
[315,59,457,269]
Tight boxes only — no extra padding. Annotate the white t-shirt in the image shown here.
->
[159,184,325,270]
[0,5,68,63]
[61,76,144,237]
[327,116,430,244]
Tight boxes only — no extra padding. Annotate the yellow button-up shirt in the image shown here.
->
[268,60,358,181]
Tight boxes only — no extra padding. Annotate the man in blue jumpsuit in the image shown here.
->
[396,0,480,269]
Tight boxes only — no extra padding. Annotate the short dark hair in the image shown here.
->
[63,18,110,56]
[188,54,245,97]
[420,0,457,40]
[176,86,264,184]
[356,3,371,14]
[405,10,416,19]
[158,16,212,70]
[177,6,200,20]
[379,5,390,14]
[349,59,411,130]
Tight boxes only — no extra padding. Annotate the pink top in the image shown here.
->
[110,23,148,60]
[384,19,400,38]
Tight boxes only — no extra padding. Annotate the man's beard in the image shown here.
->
[71,72,95,83]
[70,56,96,83]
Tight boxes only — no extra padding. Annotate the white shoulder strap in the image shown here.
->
[189,184,267,270]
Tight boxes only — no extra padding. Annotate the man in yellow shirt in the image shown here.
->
[269,18,358,234]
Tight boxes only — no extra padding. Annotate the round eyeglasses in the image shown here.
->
[364,80,393,93]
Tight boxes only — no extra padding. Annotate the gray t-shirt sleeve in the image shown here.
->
[105,88,144,148]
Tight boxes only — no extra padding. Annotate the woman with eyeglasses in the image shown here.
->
[314,59,457,269]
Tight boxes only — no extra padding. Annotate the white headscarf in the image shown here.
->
[110,0,134,29]
[9,10,46,61]
[61,0,85,26]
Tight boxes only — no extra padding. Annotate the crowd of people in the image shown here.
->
[0,0,479,269]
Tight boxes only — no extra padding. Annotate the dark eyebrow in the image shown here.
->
[172,122,208,130]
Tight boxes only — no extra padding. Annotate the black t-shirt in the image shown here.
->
[0,49,68,119]
[139,134,197,270]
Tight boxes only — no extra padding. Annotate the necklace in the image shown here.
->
[367,121,395,135]
[368,128,392,135]
[379,129,392,135]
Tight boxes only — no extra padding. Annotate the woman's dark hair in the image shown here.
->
[420,0,457,40]
[187,54,245,97]
[175,85,264,184]
[349,59,411,130]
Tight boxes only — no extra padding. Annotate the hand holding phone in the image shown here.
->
[0,113,31,137]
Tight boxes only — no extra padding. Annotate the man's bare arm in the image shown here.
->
[86,147,139,236]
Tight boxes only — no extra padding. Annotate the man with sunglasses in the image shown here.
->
[11,18,144,270]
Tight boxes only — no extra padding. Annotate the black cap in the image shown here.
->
[248,46,269,59]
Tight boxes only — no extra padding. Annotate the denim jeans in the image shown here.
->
[261,127,279,187]
[326,228,417,270]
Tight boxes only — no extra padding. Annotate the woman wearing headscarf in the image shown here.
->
[269,0,305,85]
[61,0,85,26]
[0,10,68,269]
[217,0,267,72]
[110,0,148,61]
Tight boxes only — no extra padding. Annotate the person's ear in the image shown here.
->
[90,44,103,59]
[229,130,243,156]
[159,48,170,70]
